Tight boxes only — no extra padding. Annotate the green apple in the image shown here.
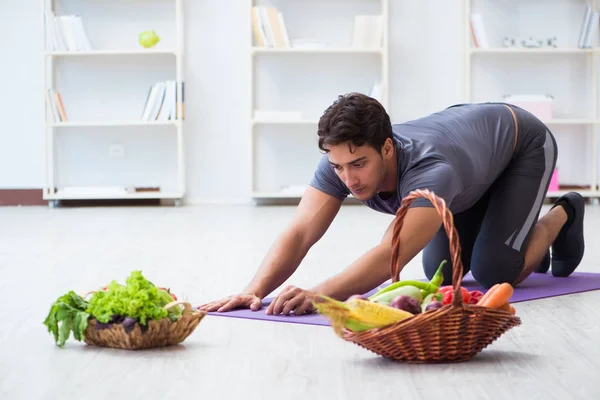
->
[139,30,160,48]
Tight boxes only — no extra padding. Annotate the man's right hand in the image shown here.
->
[197,293,263,313]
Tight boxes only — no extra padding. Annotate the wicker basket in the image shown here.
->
[333,189,521,363]
[83,301,206,350]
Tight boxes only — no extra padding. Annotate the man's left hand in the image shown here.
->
[265,285,316,316]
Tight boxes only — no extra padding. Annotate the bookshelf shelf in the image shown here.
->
[542,119,598,125]
[470,48,595,54]
[46,188,184,201]
[251,187,357,200]
[42,0,185,206]
[46,49,179,57]
[249,0,389,200]
[464,0,600,200]
[252,47,383,55]
[251,118,319,126]
[51,120,181,128]
[547,190,600,198]
[252,187,600,200]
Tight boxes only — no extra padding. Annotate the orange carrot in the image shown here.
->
[476,284,500,306]
[479,283,514,308]
[495,302,516,315]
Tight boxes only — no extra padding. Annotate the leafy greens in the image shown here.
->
[43,291,90,348]
[44,270,181,348]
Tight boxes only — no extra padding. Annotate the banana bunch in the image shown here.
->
[313,295,414,335]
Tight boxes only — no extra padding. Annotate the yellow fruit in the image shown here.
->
[138,30,160,48]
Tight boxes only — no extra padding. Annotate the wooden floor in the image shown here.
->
[1,202,599,400]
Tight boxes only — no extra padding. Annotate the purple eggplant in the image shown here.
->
[95,322,112,330]
[425,301,444,312]
[122,317,136,333]
[390,295,421,314]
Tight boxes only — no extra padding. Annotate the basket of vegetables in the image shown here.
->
[313,189,521,363]
[44,270,206,350]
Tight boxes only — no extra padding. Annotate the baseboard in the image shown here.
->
[0,189,46,206]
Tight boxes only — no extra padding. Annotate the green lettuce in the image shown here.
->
[86,270,171,325]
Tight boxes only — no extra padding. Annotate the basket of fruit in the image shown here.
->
[313,189,521,363]
[43,270,206,350]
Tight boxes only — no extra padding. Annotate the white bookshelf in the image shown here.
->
[464,0,600,201]
[249,0,389,199]
[42,0,185,207]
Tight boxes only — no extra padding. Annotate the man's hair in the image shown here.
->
[317,92,392,153]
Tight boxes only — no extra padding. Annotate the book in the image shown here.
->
[251,6,290,48]
[470,14,489,48]
[46,88,67,122]
[140,80,184,122]
[45,11,92,52]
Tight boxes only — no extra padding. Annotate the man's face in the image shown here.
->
[326,141,390,201]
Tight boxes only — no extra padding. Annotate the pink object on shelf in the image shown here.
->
[548,168,559,191]
[503,94,554,120]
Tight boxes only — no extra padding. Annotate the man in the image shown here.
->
[200,93,585,316]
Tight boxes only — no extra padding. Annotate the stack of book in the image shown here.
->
[141,80,184,122]
[45,11,92,52]
[251,6,290,48]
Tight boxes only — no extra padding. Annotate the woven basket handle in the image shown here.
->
[390,189,464,307]
[164,300,196,316]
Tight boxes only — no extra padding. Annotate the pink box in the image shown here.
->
[503,95,553,120]
[548,168,559,192]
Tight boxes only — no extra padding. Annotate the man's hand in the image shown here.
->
[265,285,316,316]
[198,293,262,313]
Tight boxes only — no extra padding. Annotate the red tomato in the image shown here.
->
[468,290,484,304]
[459,287,471,303]
[437,286,471,304]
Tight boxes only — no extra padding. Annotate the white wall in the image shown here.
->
[0,0,596,203]
[0,2,46,188]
